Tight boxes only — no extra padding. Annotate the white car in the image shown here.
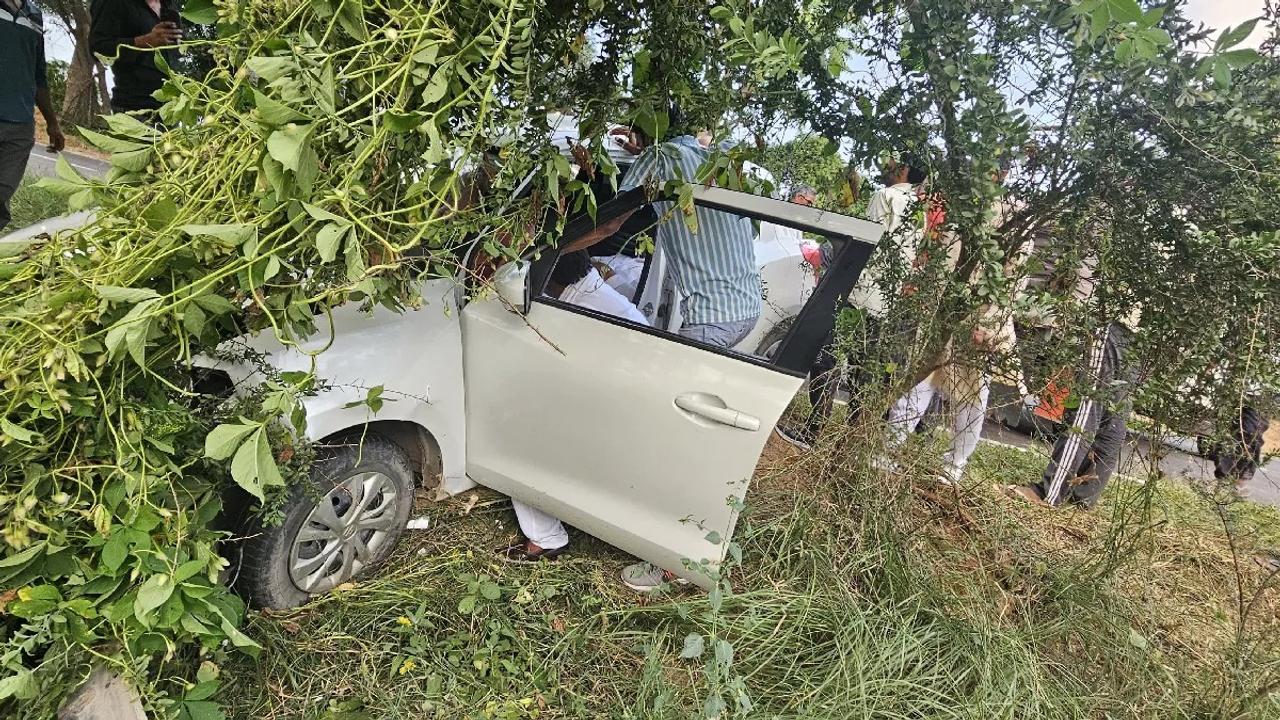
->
[3,187,880,609]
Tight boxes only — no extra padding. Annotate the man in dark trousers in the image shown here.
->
[1,0,65,230]
[1006,320,1135,509]
[90,0,182,115]
[1207,404,1271,486]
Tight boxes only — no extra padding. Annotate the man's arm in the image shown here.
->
[90,0,180,64]
[562,209,639,253]
[33,41,64,152]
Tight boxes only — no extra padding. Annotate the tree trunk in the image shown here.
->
[60,4,100,129]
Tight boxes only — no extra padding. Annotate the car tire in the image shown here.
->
[755,316,796,361]
[233,433,416,609]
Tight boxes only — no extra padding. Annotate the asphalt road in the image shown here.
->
[25,147,110,179]
[981,420,1280,507]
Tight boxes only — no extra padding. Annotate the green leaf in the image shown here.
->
[315,223,349,263]
[680,633,704,659]
[219,617,262,657]
[101,531,129,571]
[704,530,722,545]
[181,223,258,247]
[383,110,427,133]
[103,298,161,365]
[192,293,238,315]
[111,147,153,172]
[79,127,147,154]
[1220,48,1260,67]
[95,285,161,304]
[204,422,257,461]
[421,69,450,104]
[134,573,175,623]
[267,125,313,172]
[245,56,295,83]
[182,700,226,720]
[479,581,501,601]
[458,595,477,614]
[337,0,368,40]
[253,90,309,126]
[0,418,39,444]
[229,429,285,502]
[1213,58,1232,89]
[182,0,218,24]
[102,111,160,140]
[1104,0,1142,24]
[1216,18,1260,51]
[0,542,46,571]
[0,670,37,701]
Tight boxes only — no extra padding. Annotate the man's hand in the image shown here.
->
[135,21,182,48]
[46,121,66,153]
[971,326,995,348]
[609,127,644,156]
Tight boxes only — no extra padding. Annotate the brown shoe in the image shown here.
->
[1000,484,1049,507]
[497,541,565,564]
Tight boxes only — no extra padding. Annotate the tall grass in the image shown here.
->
[217,433,1280,719]
[4,177,67,233]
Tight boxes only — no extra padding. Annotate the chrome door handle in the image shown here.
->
[674,394,761,431]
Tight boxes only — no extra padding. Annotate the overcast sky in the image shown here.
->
[43,1,1268,68]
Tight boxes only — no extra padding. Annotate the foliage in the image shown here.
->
[2,0,1279,716]
[216,441,1280,718]
[0,0,803,716]
[45,59,70,114]
[3,179,68,233]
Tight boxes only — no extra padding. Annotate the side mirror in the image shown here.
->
[493,260,531,314]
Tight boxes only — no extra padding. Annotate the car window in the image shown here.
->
[531,194,857,369]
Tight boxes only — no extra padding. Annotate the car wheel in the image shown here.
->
[234,433,415,609]
[755,316,796,360]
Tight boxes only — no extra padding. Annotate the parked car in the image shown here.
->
[3,187,881,609]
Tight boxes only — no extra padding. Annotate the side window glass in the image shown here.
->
[538,199,835,363]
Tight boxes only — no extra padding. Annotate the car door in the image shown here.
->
[461,187,878,586]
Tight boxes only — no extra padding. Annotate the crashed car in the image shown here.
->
[3,186,879,608]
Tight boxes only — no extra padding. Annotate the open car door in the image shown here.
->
[461,187,880,586]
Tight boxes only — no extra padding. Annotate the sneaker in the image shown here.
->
[935,464,963,487]
[773,422,814,451]
[620,562,690,593]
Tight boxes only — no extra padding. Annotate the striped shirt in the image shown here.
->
[0,0,47,125]
[619,136,761,325]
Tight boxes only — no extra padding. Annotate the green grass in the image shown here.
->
[214,431,1280,720]
[5,177,67,233]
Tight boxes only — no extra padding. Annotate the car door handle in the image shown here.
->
[674,394,761,431]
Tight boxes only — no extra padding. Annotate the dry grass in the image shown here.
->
[216,429,1280,719]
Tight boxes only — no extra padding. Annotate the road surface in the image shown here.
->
[25,147,110,179]
[980,420,1280,507]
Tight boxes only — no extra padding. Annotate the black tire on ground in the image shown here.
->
[755,316,796,360]
[233,433,416,609]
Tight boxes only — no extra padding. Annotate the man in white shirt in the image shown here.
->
[499,253,648,562]
[776,156,928,449]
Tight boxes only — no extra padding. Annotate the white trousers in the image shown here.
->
[887,372,991,476]
[511,500,570,550]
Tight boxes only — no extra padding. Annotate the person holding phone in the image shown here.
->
[90,0,182,115]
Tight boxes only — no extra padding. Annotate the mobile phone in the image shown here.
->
[160,8,181,25]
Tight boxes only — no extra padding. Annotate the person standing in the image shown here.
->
[775,156,927,449]
[90,0,182,115]
[1006,319,1135,508]
[617,131,762,349]
[1207,404,1271,486]
[884,163,1035,486]
[0,0,65,231]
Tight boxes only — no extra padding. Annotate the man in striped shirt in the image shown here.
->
[618,134,761,348]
